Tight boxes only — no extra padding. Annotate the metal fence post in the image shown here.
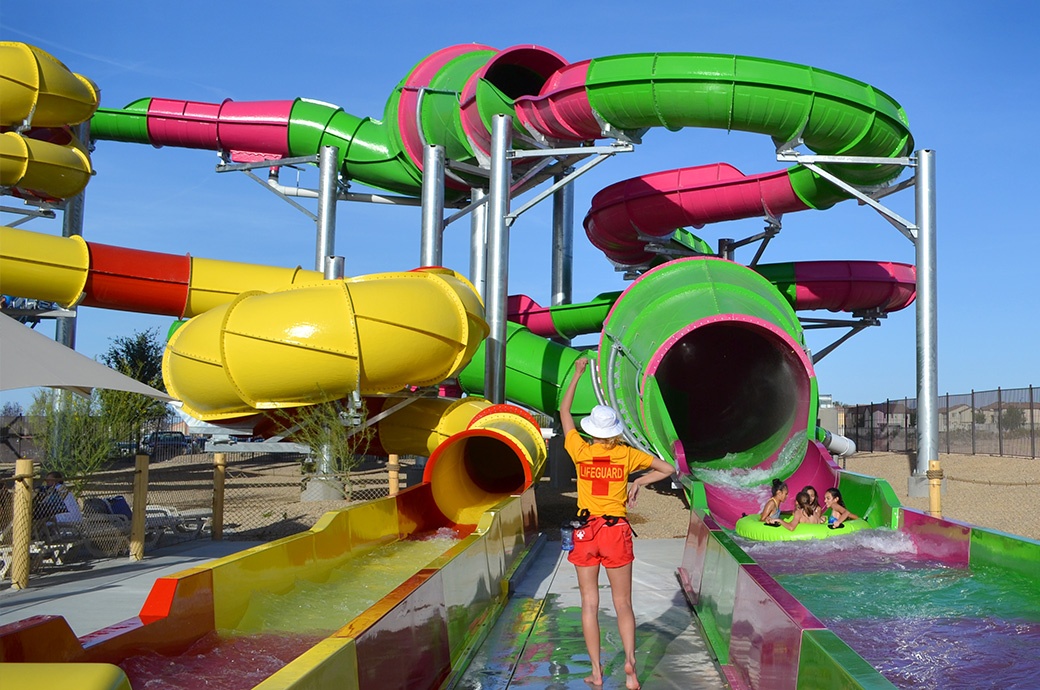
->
[870,403,875,453]
[997,387,1003,457]
[971,390,976,455]
[944,393,950,455]
[1031,385,1036,459]
[905,396,911,453]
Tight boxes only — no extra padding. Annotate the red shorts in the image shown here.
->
[567,516,634,568]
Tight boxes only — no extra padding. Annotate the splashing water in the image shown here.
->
[120,533,459,689]
[739,529,1040,689]
[690,431,807,489]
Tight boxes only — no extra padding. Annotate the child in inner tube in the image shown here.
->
[776,490,823,531]
[759,479,789,526]
[803,485,824,522]
[824,487,859,528]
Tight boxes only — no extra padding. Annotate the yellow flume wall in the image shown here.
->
[164,271,487,420]
[0,226,89,306]
[0,664,131,690]
[230,491,534,689]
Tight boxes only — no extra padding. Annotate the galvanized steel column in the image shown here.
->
[420,145,446,267]
[915,149,938,477]
[469,187,488,300]
[56,121,89,349]
[484,115,512,404]
[314,145,339,272]
[551,172,574,317]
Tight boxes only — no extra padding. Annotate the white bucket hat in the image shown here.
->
[580,405,625,439]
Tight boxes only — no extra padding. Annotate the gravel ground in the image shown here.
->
[534,451,1040,543]
[534,475,691,541]
[841,451,1040,541]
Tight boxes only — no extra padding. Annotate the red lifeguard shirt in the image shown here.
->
[564,429,655,517]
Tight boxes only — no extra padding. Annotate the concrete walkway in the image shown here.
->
[457,538,727,689]
[0,539,262,636]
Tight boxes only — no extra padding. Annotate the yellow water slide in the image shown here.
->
[375,397,548,523]
[0,42,98,199]
[164,267,489,419]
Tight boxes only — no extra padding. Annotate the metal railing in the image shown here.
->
[843,386,1037,458]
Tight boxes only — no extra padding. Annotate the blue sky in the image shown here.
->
[2,1,1037,410]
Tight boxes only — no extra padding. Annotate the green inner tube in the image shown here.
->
[734,514,869,541]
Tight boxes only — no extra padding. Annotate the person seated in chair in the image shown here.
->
[35,471,83,524]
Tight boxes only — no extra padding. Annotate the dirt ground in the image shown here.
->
[534,451,1040,542]
[840,451,1040,541]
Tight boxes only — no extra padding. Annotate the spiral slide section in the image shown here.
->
[89,45,569,196]
[508,260,916,339]
[509,54,912,265]
[0,43,98,200]
[162,269,486,419]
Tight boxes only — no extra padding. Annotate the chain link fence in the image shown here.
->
[2,417,424,583]
[843,385,1037,458]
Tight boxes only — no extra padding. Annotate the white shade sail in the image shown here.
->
[0,313,173,401]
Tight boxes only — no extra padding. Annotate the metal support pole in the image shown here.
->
[548,171,574,488]
[325,256,345,281]
[315,145,340,272]
[914,150,939,479]
[485,115,513,404]
[56,121,89,349]
[420,145,446,267]
[551,172,574,315]
[303,256,348,498]
[718,238,734,260]
[469,187,488,300]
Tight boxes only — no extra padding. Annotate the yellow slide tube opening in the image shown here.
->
[423,405,546,525]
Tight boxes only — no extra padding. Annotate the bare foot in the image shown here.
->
[625,661,640,689]
[584,674,603,687]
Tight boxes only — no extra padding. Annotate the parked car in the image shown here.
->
[108,440,137,459]
[140,431,191,460]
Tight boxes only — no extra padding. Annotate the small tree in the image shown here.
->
[29,390,139,494]
[98,328,171,446]
[268,396,375,498]
[1001,406,1026,433]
